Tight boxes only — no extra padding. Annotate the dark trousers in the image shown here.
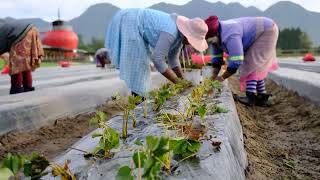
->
[10,70,32,93]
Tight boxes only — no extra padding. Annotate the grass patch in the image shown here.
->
[0,59,5,70]
[40,62,59,67]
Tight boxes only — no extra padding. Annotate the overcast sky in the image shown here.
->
[0,0,318,21]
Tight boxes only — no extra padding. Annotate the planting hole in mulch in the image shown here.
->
[229,77,320,179]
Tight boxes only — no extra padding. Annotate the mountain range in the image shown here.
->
[1,0,320,46]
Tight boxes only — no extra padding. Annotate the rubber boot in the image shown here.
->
[24,87,35,92]
[237,92,256,106]
[256,93,272,107]
[10,86,24,94]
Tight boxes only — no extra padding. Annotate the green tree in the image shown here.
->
[77,35,104,53]
[90,37,105,52]
[299,32,312,49]
[277,27,312,49]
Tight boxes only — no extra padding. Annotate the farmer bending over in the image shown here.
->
[205,16,279,107]
[105,8,208,97]
[95,48,111,68]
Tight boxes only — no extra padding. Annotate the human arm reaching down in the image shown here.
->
[152,31,184,83]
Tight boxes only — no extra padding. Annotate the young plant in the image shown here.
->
[196,104,207,119]
[153,88,171,111]
[0,152,49,180]
[1,153,26,179]
[51,160,76,180]
[210,80,223,92]
[112,93,142,138]
[151,80,192,111]
[211,105,228,114]
[23,152,50,180]
[186,100,207,120]
[127,95,142,128]
[169,138,201,158]
[90,111,120,158]
[116,136,171,180]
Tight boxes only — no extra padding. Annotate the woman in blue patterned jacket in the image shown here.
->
[105,8,208,97]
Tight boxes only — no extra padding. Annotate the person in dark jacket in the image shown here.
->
[0,21,44,94]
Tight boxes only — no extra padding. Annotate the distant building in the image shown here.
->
[41,19,79,61]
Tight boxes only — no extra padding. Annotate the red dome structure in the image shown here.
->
[42,20,79,58]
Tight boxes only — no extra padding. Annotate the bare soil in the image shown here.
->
[0,99,125,160]
[229,77,320,180]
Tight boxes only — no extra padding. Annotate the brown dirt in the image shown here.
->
[0,99,126,160]
[229,77,320,180]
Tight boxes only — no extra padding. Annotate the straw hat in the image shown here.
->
[176,16,208,52]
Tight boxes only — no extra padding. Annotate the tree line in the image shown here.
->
[277,27,313,50]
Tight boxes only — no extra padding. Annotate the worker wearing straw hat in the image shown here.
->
[205,16,279,107]
[105,8,208,97]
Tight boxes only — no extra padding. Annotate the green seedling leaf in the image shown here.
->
[134,139,143,146]
[284,159,296,169]
[133,151,147,168]
[149,162,161,180]
[104,127,120,150]
[142,157,156,178]
[169,138,188,155]
[90,111,107,126]
[23,152,50,179]
[197,104,207,119]
[2,153,13,170]
[169,139,200,157]
[146,136,159,151]
[2,153,25,175]
[128,95,142,110]
[142,159,162,180]
[187,140,201,153]
[211,80,223,90]
[116,166,134,180]
[153,138,170,158]
[0,167,14,180]
[212,105,228,114]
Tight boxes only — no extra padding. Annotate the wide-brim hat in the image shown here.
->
[176,16,208,52]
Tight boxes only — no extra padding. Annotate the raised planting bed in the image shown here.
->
[40,79,247,180]
[0,73,167,136]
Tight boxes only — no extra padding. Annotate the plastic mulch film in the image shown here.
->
[269,68,320,105]
[43,80,248,180]
[0,73,167,135]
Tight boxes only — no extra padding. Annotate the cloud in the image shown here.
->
[0,0,318,21]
